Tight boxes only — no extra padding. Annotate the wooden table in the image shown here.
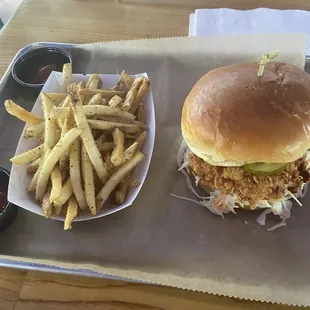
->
[0,0,310,309]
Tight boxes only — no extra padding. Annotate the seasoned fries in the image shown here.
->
[79,89,126,99]
[77,80,86,105]
[109,95,123,108]
[88,93,103,106]
[88,119,140,133]
[123,142,139,162]
[68,84,108,184]
[50,105,135,120]
[81,144,96,215]
[42,188,53,218]
[61,63,72,93]
[111,128,125,166]
[10,144,43,165]
[46,93,67,103]
[130,78,150,114]
[135,131,147,151]
[64,195,78,230]
[95,133,106,146]
[36,128,82,202]
[121,71,134,89]
[96,115,147,130]
[28,151,48,192]
[24,122,45,138]
[136,103,145,124]
[59,113,70,173]
[53,178,73,209]
[98,142,114,152]
[122,77,144,111]
[115,179,130,205]
[5,100,43,124]
[86,74,102,89]
[50,165,62,203]
[7,71,150,230]
[26,158,41,175]
[96,152,145,209]
[70,138,87,209]
[41,93,57,151]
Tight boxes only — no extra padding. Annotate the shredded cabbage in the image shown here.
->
[256,209,272,226]
[267,221,287,231]
[286,190,302,206]
[175,141,237,216]
[173,139,309,232]
[298,183,308,198]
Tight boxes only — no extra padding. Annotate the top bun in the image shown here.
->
[181,62,310,166]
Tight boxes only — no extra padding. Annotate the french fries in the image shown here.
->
[68,84,108,184]
[5,100,43,124]
[59,106,72,173]
[79,89,126,99]
[7,70,150,230]
[46,93,67,103]
[121,71,134,89]
[86,74,102,89]
[70,138,87,209]
[10,144,43,165]
[88,93,103,106]
[122,77,144,111]
[61,96,70,107]
[98,142,114,152]
[112,77,122,91]
[87,119,140,133]
[124,133,140,139]
[130,78,150,114]
[42,188,53,218]
[109,95,123,108]
[53,178,73,209]
[123,142,139,162]
[95,133,106,146]
[36,128,82,202]
[24,122,45,138]
[115,179,130,205]
[81,144,96,215]
[96,115,147,130]
[28,151,49,192]
[41,93,57,151]
[111,128,124,166]
[26,158,40,175]
[50,105,135,120]
[61,63,72,93]
[135,131,147,151]
[50,165,62,203]
[77,80,86,105]
[64,195,78,230]
[96,152,145,209]
[96,134,115,152]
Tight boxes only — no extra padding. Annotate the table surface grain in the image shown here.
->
[0,0,310,309]
[0,267,294,310]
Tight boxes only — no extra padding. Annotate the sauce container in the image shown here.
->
[12,47,72,88]
[0,167,18,232]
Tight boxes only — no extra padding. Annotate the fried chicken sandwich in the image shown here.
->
[178,61,310,228]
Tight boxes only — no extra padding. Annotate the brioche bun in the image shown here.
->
[181,62,310,166]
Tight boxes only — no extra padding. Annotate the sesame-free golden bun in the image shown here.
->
[181,62,310,166]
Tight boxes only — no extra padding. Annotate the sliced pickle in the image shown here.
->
[243,163,287,175]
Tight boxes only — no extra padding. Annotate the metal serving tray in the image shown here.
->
[0,42,309,280]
